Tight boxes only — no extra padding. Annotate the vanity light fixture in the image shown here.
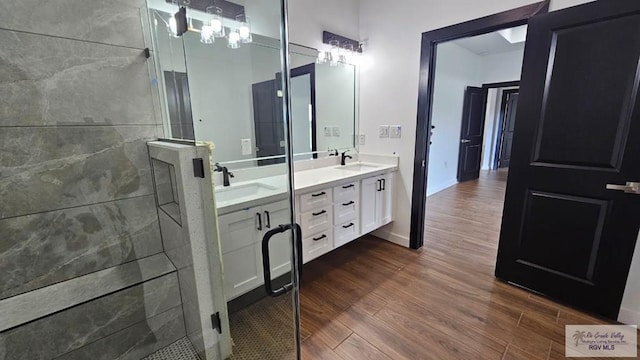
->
[318,31,362,66]
[161,3,253,49]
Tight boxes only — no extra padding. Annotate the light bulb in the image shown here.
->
[211,17,223,34]
[168,17,178,37]
[317,50,326,64]
[239,25,250,40]
[200,25,214,44]
[228,30,240,49]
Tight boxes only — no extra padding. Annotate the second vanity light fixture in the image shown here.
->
[167,2,252,49]
[317,31,362,66]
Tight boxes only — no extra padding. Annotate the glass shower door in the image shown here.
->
[145,0,301,359]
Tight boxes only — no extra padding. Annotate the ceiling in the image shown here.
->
[451,25,527,56]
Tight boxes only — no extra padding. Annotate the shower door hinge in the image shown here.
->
[211,312,222,334]
[193,158,205,178]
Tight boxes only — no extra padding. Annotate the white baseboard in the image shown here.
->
[371,229,410,248]
[618,308,640,325]
[427,178,458,197]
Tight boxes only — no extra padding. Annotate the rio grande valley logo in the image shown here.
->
[566,325,637,357]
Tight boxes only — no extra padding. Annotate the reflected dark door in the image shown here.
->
[457,86,488,182]
[495,0,640,319]
[252,79,285,166]
[497,90,519,168]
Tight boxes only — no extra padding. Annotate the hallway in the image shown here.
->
[299,170,621,360]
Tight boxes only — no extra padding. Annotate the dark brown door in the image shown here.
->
[252,79,285,166]
[497,90,519,168]
[457,86,487,182]
[495,0,640,319]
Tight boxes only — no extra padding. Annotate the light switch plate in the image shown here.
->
[332,127,341,137]
[379,125,389,138]
[359,134,366,145]
[324,127,332,137]
[390,125,402,139]
[241,138,252,155]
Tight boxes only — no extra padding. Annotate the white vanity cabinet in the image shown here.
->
[361,172,395,234]
[333,182,361,247]
[297,188,335,263]
[218,200,291,300]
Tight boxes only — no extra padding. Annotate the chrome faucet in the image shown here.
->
[340,150,353,166]
[214,163,234,187]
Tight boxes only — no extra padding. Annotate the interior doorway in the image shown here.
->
[426,28,525,196]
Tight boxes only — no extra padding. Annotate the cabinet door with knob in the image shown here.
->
[218,200,294,300]
[360,172,396,234]
[360,176,380,234]
[218,207,263,300]
[261,200,292,279]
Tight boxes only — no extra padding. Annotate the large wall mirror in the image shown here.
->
[148,3,358,166]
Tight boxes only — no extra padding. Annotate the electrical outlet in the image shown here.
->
[332,127,341,137]
[324,127,332,137]
[359,134,366,145]
[390,125,402,139]
[379,125,389,138]
[241,138,252,155]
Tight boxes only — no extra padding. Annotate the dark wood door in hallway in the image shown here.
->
[297,170,629,359]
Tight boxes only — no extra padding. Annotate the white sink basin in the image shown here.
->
[215,182,279,204]
[336,163,381,172]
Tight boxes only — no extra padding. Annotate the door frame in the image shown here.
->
[494,88,520,169]
[409,1,549,249]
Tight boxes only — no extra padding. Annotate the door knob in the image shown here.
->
[606,182,640,194]
[461,139,471,143]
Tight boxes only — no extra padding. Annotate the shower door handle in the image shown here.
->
[261,223,303,297]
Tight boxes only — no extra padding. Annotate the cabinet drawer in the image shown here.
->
[334,198,358,224]
[334,219,360,248]
[300,206,333,236]
[302,230,333,263]
[333,182,359,201]
[299,188,333,212]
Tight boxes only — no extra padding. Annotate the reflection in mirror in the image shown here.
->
[148,5,357,165]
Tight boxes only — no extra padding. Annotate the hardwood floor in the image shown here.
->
[299,170,624,359]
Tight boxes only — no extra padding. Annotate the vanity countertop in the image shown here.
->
[215,161,398,215]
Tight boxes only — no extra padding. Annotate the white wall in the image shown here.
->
[358,0,594,246]
[477,48,525,84]
[620,232,640,325]
[291,74,313,155]
[427,43,481,195]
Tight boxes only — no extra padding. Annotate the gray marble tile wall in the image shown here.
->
[0,273,183,360]
[0,0,186,359]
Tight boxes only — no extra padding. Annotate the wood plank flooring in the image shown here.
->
[299,170,625,359]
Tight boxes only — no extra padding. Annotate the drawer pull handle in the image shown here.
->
[312,210,327,216]
[313,234,327,241]
[311,192,326,197]
[342,222,355,229]
[342,201,355,206]
[256,213,263,231]
[342,184,355,189]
